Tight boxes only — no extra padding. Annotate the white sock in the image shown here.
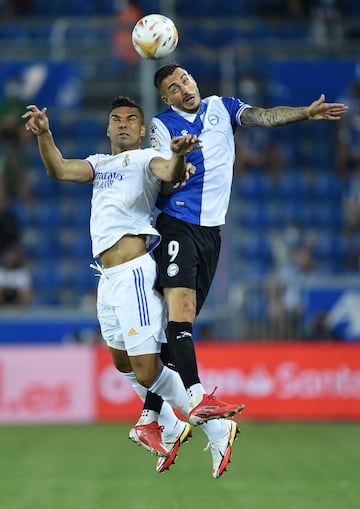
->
[122,371,147,401]
[123,370,183,432]
[149,366,189,416]
[137,409,160,425]
[158,402,184,440]
[187,383,206,410]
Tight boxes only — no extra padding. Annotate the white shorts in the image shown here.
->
[96,253,167,356]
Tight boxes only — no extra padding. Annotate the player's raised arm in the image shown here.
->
[241,94,348,128]
[150,133,201,183]
[22,105,93,182]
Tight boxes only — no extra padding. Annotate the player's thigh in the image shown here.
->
[154,217,198,291]
[194,225,221,314]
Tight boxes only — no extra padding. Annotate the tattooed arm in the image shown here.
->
[241,94,348,128]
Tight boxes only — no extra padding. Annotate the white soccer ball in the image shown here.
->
[132,14,178,60]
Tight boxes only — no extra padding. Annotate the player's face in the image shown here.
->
[107,106,146,154]
[160,68,201,114]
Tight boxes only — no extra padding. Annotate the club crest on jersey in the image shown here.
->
[181,129,188,136]
[167,263,179,277]
[122,153,130,166]
[208,114,219,126]
[150,135,159,149]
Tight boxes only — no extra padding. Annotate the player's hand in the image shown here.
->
[170,134,203,155]
[307,94,348,121]
[22,105,50,135]
[179,162,196,187]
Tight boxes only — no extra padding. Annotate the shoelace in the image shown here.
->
[206,386,219,400]
[204,441,223,454]
[204,442,212,452]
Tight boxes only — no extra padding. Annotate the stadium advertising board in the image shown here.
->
[1,344,359,422]
[0,346,94,422]
[96,343,360,421]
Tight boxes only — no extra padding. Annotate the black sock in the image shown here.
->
[167,321,200,389]
[143,390,163,414]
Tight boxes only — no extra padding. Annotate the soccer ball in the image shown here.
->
[132,14,178,60]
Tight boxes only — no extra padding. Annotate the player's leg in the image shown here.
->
[97,254,185,457]
[109,346,190,462]
[147,364,242,478]
[111,345,240,478]
[154,214,245,423]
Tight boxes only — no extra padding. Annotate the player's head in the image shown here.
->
[109,96,144,122]
[107,96,146,154]
[154,62,201,114]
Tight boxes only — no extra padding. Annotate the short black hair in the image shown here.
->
[109,96,144,121]
[154,62,182,89]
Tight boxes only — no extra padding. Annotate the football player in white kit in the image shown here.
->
[22,96,205,455]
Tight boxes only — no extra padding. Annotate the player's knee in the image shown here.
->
[135,368,158,388]
[131,354,161,387]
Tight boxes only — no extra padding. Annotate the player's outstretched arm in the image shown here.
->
[151,134,201,183]
[241,94,348,128]
[22,105,93,183]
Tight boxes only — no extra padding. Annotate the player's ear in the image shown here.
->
[106,127,110,137]
[140,125,146,137]
[162,95,171,106]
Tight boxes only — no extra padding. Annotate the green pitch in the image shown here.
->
[0,422,358,509]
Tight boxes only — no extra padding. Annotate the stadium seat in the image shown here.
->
[0,23,29,43]
[68,262,98,292]
[234,171,271,201]
[311,203,344,230]
[310,172,344,202]
[211,24,244,47]
[26,233,62,260]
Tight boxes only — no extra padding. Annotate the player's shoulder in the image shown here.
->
[86,153,108,164]
[153,106,174,121]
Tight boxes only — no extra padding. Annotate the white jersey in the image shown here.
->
[87,148,162,259]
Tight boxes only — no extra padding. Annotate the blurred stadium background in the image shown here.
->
[0,0,360,422]
[1,3,360,508]
[2,0,360,341]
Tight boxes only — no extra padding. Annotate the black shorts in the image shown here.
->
[153,213,221,315]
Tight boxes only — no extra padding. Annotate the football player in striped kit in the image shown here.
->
[138,62,348,475]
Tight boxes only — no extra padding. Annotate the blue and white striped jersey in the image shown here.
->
[150,95,250,226]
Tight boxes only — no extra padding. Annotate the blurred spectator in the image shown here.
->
[266,245,320,339]
[0,0,34,16]
[309,0,346,47]
[234,129,288,176]
[0,245,32,306]
[111,0,144,66]
[285,0,309,21]
[234,72,288,176]
[0,189,20,255]
[305,310,340,341]
[0,142,34,205]
[344,221,360,272]
[335,78,360,177]
[270,221,305,269]
[343,168,360,228]
[0,75,28,145]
